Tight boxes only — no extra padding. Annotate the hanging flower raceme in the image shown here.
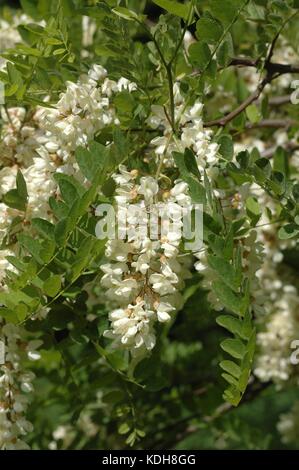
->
[99,166,192,357]
[0,62,136,448]
[38,64,137,167]
[0,320,42,450]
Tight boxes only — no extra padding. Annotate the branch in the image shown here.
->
[229,57,299,75]
[162,382,272,449]
[266,61,299,75]
[229,57,258,67]
[268,95,291,106]
[204,60,299,128]
[245,118,297,130]
[262,142,299,159]
[204,77,269,128]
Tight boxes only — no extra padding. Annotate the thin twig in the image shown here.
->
[204,77,269,127]
[245,118,297,130]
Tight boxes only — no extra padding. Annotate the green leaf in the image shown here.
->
[222,373,239,387]
[3,189,26,211]
[173,151,206,204]
[118,423,131,435]
[218,134,233,161]
[49,197,69,219]
[217,33,234,67]
[267,171,285,196]
[45,37,64,45]
[238,331,256,390]
[20,0,41,20]
[278,223,299,240]
[216,314,251,340]
[273,146,289,177]
[53,48,66,56]
[13,45,42,57]
[208,0,246,25]
[153,0,191,19]
[69,237,101,282]
[2,170,28,211]
[223,387,241,406]
[208,255,240,291]
[54,217,72,245]
[221,338,246,359]
[236,150,250,169]
[95,45,118,58]
[220,360,241,378]
[57,179,79,206]
[15,303,28,322]
[187,179,206,204]
[18,233,44,264]
[16,170,28,200]
[114,91,135,114]
[184,148,201,180]
[189,41,211,70]
[246,196,261,225]
[32,218,55,240]
[0,307,18,323]
[196,14,223,43]
[254,157,272,178]
[212,280,243,315]
[43,275,61,298]
[75,142,109,182]
[6,256,27,273]
[6,62,23,87]
[246,104,261,124]
[39,239,56,263]
[112,6,139,20]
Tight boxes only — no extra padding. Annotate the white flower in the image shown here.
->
[131,253,151,274]
[138,176,159,201]
[100,166,192,356]
[149,273,176,295]
[155,302,175,322]
[105,240,134,262]
[0,320,40,449]
[113,165,138,185]
[113,278,139,299]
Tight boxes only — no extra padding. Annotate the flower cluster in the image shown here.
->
[253,226,299,383]
[277,401,299,445]
[0,321,41,450]
[38,65,136,166]
[0,62,137,269]
[0,59,137,448]
[100,166,192,356]
[148,83,218,175]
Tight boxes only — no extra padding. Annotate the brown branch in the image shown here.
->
[204,59,299,128]
[148,381,272,449]
[245,118,297,130]
[268,95,291,106]
[262,142,299,159]
[229,57,259,68]
[266,61,299,75]
[204,77,269,128]
[230,57,299,74]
